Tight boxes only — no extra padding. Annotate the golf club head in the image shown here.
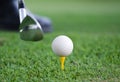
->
[19,15,44,41]
[18,0,43,41]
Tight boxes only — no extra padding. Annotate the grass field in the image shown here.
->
[0,0,120,81]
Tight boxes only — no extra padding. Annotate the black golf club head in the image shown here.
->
[18,0,43,41]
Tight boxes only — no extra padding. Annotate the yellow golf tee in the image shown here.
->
[60,56,66,70]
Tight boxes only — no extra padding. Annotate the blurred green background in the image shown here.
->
[25,0,120,33]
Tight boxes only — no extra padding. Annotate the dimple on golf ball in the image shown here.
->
[51,35,73,57]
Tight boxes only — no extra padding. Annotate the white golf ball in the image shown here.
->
[51,35,73,57]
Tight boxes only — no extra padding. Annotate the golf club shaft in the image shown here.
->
[18,0,27,23]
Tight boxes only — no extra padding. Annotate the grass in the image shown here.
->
[0,0,120,82]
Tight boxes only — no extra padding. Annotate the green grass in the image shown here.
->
[0,0,120,82]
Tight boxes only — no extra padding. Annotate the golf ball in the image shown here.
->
[51,35,73,57]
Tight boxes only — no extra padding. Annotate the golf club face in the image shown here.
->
[18,0,43,41]
[19,15,43,41]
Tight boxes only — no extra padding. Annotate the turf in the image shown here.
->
[0,0,120,82]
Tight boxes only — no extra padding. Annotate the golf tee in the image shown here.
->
[60,56,66,70]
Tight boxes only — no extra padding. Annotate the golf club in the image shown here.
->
[18,0,43,41]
